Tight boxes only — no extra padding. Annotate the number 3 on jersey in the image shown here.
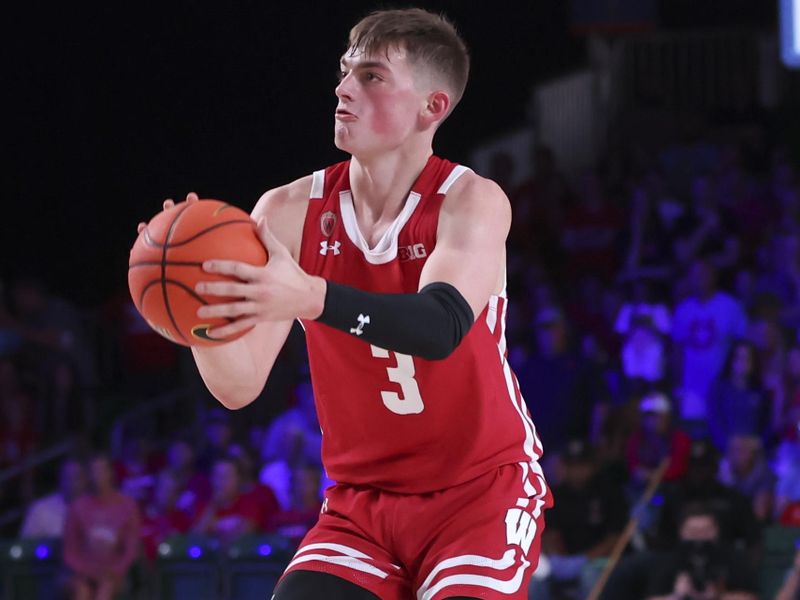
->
[370,345,424,415]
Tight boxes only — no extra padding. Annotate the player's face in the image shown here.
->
[334,45,428,156]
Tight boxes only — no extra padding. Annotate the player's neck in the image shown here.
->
[349,145,433,226]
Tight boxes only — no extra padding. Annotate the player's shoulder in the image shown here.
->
[251,175,314,221]
[440,167,510,219]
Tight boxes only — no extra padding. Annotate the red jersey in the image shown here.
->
[298,155,543,494]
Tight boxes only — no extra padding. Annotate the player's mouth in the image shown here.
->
[335,109,357,121]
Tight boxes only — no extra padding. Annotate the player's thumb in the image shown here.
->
[256,217,288,258]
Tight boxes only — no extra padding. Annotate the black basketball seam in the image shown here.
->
[138,279,235,325]
[129,260,204,268]
[162,204,192,344]
[164,279,235,324]
[144,219,253,248]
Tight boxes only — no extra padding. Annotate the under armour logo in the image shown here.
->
[320,241,341,256]
[350,313,370,336]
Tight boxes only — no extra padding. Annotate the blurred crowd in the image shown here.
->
[4,124,800,598]
[493,130,800,599]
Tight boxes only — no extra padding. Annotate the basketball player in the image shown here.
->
[152,9,550,599]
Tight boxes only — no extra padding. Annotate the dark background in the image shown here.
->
[5,1,776,304]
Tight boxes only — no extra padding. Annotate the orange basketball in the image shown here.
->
[128,200,268,347]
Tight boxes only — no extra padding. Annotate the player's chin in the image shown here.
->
[333,132,360,155]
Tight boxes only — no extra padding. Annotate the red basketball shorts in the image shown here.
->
[280,461,551,600]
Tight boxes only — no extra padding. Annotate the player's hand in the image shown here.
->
[136,192,199,234]
[195,217,326,337]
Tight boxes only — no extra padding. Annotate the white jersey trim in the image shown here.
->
[416,548,530,600]
[436,165,471,195]
[287,542,390,579]
[310,169,325,199]
[287,554,390,579]
[339,190,422,265]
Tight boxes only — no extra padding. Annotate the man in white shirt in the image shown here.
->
[672,259,748,427]
[20,458,87,538]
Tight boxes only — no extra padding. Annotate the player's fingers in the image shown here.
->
[163,199,175,211]
[207,316,258,339]
[195,281,252,298]
[202,260,260,281]
[137,222,146,234]
[186,192,199,203]
[197,301,257,319]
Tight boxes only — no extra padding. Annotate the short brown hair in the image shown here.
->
[348,8,470,110]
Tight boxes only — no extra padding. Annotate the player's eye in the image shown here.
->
[364,72,381,82]
[336,70,347,82]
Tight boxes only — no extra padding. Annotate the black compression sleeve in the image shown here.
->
[316,281,475,360]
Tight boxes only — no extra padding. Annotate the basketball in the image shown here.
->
[128,199,268,347]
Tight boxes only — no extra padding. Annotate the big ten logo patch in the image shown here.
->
[505,507,537,554]
[399,243,427,262]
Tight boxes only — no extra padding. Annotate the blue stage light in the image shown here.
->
[35,545,49,560]
[258,544,273,557]
[188,546,202,559]
[781,0,800,68]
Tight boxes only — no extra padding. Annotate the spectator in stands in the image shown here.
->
[673,174,740,271]
[20,458,87,538]
[707,340,769,452]
[197,408,235,472]
[260,381,322,509]
[718,434,775,523]
[140,470,191,562]
[645,503,758,600]
[565,275,620,368]
[619,172,681,282]
[774,427,800,519]
[518,307,607,453]
[540,439,627,599]
[113,432,161,506]
[227,443,280,533]
[272,463,324,544]
[626,392,691,486]
[164,438,210,520]
[510,144,572,266]
[260,381,321,467]
[656,440,760,553]
[193,457,260,546]
[672,258,748,434]
[615,280,672,389]
[781,345,800,436]
[560,170,623,281]
[63,453,141,600]
[755,233,800,330]
[749,313,789,434]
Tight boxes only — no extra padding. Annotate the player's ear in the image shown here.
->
[421,90,450,128]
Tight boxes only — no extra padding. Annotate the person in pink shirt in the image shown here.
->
[63,453,141,600]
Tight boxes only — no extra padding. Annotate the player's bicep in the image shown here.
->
[251,175,312,261]
[419,177,510,319]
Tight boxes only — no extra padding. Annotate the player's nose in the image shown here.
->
[335,75,355,102]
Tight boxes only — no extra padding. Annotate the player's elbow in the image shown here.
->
[209,385,261,411]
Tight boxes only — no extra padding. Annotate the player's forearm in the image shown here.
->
[317,281,474,360]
